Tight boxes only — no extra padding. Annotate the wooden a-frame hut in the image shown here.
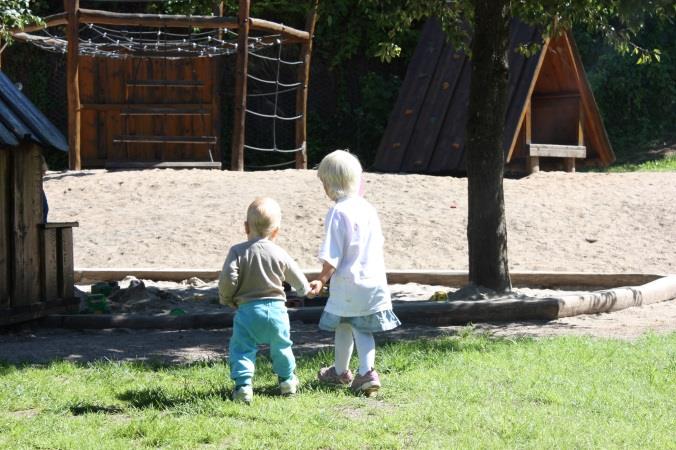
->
[0,70,78,326]
[373,20,615,175]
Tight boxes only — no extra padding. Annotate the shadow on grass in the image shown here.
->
[0,330,530,378]
[117,385,230,409]
[68,402,125,415]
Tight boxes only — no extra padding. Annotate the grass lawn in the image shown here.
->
[601,155,676,172]
[1,330,675,449]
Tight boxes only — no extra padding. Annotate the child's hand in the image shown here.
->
[308,280,323,298]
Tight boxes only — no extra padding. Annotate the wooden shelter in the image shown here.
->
[9,0,318,171]
[374,20,614,175]
[0,71,78,326]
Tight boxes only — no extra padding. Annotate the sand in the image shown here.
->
[44,169,676,274]
[1,169,673,364]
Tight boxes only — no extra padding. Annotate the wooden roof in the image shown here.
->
[0,70,68,152]
[373,20,614,174]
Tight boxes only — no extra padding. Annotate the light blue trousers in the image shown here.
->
[229,299,295,386]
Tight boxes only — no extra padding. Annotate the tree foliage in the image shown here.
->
[0,0,43,42]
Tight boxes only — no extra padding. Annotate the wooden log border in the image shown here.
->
[74,268,665,289]
[41,270,676,330]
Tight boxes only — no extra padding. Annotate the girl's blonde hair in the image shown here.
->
[247,197,281,238]
[317,150,362,201]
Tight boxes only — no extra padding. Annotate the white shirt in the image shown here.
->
[319,196,391,317]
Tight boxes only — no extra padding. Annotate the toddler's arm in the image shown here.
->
[284,256,312,298]
[218,249,239,307]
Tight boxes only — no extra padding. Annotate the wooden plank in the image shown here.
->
[57,227,75,300]
[83,103,210,111]
[113,135,217,144]
[104,58,126,163]
[505,35,550,162]
[525,102,538,173]
[126,80,204,88]
[44,222,79,229]
[0,298,79,327]
[373,19,447,172]
[533,92,580,100]
[528,144,586,158]
[230,0,250,171]
[65,0,81,170]
[11,144,43,306]
[563,157,576,172]
[429,57,471,173]
[119,108,210,116]
[402,41,466,173]
[0,149,9,307]
[563,31,614,165]
[210,56,222,163]
[105,161,221,169]
[41,228,59,302]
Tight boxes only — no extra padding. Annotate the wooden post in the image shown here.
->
[65,0,81,170]
[0,149,9,307]
[213,1,225,40]
[213,1,225,167]
[230,0,250,171]
[295,0,319,169]
[525,102,539,173]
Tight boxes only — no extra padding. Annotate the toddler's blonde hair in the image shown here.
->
[317,150,362,201]
[247,197,281,238]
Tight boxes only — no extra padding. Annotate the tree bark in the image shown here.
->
[465,0,512,292]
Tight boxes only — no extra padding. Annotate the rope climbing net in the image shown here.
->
[21,22,307,168]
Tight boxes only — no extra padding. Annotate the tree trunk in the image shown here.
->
[465,0,512,292]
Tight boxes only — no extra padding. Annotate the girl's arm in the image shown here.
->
[309,260,335,295]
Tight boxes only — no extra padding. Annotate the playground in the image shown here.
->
[1,2,675,447]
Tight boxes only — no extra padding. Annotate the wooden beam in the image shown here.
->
[82,103,206,111]
[525,102,539,173]
[0,150,9,308]
[528,144,586,158]
[73,268,666,290]
[532,92,581,100]
[563,31,615,165]
[126,80,204,88]
[213,1,225,168]
[294,0,319,169]
[249,18,310,42]
[65,0,81,170]
[105,161,222,169]
[10,33,64,47]
[112,135,217,145]
[79,8,238,30]
[11,144,43,306]
[230,0,250,171]
[76,8,309,42]
[506,37,550,163]
[15,12,68,33]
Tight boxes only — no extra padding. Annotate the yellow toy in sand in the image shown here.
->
[429,291,448,301]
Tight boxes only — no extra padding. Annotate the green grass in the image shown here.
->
[1,331,675,449]
[602,155,676,172]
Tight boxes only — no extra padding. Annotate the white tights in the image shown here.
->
[333,323,376,376]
